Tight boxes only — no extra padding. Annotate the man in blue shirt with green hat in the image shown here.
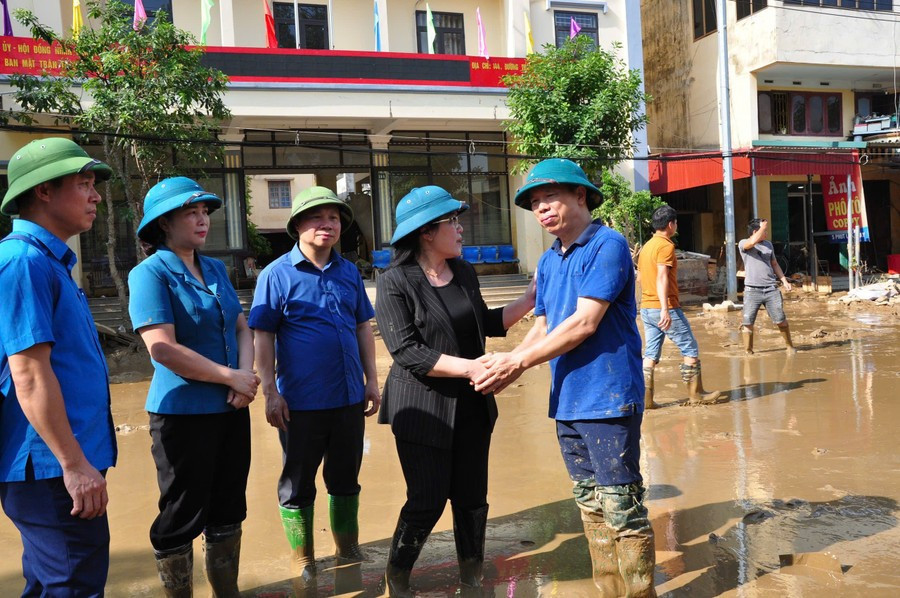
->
[0,138,118,594]
[250,186,380,592]
[476,159,656,597]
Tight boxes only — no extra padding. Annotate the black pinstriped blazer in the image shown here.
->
[375,258,506,449]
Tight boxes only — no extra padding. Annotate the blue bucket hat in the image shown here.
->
[390,186,469,245]
[513,159,603,210]
[137,177,223,242]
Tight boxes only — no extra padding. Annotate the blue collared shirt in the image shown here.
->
[534,221,644,420]
[248,245,374,411]
[128,246,244,414]
[0,220,117,482]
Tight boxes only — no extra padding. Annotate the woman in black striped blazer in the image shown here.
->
[375,186,535,596]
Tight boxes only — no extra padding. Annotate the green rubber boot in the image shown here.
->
[280,505,316,590]
[329,494,366,563]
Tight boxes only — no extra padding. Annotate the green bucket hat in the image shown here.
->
[513,159,603,210]
[2,138,113,216]
[286,186,354,240]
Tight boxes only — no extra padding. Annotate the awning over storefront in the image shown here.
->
[648,143,864,195]
[648,152,751,195]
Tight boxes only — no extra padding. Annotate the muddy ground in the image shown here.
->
[1,291,898,597]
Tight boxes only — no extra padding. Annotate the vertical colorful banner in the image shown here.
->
[476,7,488,59]
[570,17,581,39]
[374,0,381,52]
[821,166,870,242]
[1,0,13,37]
[263,0,277,48]
[425,3,436,54]
[523,11,534,55]
[200,0,214,44]
[133,0,147,30]
[72,0,83,38]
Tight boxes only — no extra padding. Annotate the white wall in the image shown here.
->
[248,173,317,232]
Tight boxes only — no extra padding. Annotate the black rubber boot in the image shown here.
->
[204,523,242,598]
[452,504,489,588]
[154,542,193,598]
[383,518,430,597]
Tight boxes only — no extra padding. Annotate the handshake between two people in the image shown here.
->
[468,351,526,396]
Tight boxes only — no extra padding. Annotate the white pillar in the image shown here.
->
[624,0,649,191]
[218,0,236,47]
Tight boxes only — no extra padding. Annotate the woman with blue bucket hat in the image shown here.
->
[128,177,259,597]
[375,186,536,595]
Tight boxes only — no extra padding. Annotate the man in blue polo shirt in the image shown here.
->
[476,159,655,597]
[249,186,380,591]
[0,138,117,594]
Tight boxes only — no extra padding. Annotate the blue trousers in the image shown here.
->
[0,473,109,597]
[557,416,652,535]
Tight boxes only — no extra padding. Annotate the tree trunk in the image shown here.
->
[102,138,130,324]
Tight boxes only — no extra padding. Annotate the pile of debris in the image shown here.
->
[832,280,900,306]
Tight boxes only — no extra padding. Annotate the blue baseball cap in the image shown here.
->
[137,177,222,242]
[513,159,603,210]
[390,186,469,245]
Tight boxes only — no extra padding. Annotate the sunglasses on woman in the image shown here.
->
[432,214,460,226]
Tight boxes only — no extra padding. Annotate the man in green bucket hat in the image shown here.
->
[249,185,380,592]
[0,138,117,594]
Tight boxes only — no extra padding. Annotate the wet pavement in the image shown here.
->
[1,295,899,597]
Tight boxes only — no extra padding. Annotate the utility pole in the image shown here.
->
[716,0,738,302]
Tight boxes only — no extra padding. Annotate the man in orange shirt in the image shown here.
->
[637,205,721,408]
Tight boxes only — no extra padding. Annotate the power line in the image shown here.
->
[0,121,874,166]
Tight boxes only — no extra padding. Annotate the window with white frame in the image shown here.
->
[268,180,292,209]
[415,10,465,55]
[554,11,599,47]
[121,0,173,23]
[273,3,329,49]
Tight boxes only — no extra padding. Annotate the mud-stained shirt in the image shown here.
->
[638,234,680,310]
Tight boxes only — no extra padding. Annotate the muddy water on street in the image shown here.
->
[1,296,898,597]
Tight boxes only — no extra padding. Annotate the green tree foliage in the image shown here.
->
[244,177,272,259]
[594,170,665,256]
[502,35,649,178]
[8,0,230,307]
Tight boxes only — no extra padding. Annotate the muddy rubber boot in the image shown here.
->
[580,510,626,596]
[452,504,489,587]
[779,324,797,354]
[742,327,754,355]
[154,542,193,598]
[330,493,366,564]
[203,524,241,598]
[616,533,657,598]
[680,362,723,405]
[280,505,316,591]
[643,367,656,410]
[383,518,430,598]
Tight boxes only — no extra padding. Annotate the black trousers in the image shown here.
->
[278,403,365,509]
[396,395,491,530]
[149,409,251,551]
